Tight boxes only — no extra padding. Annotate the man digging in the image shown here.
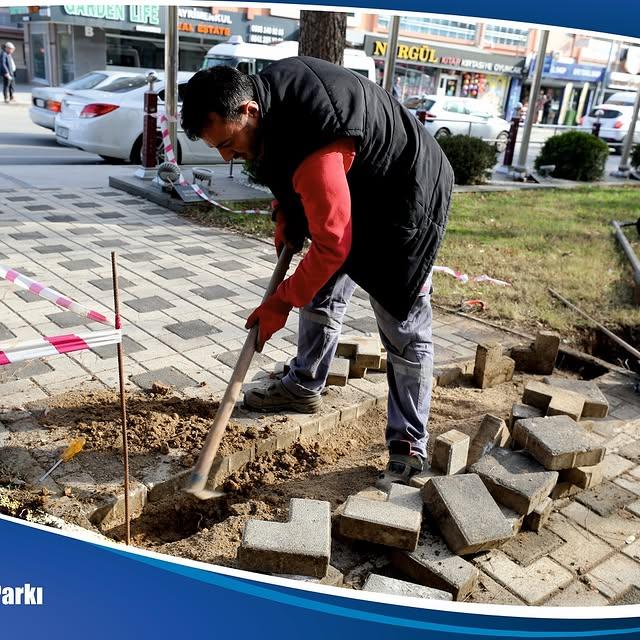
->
[180,57,453,490]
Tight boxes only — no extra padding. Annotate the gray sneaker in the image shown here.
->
[375,441,425,491]
[243,380,322,414]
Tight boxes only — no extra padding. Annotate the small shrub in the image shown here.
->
[437,135,497,185]
[535,131,609,181]
[631,144,640,171]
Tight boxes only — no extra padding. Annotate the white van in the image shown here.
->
[202,36,376,82]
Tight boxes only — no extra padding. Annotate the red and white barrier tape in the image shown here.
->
[433,266,511,287]
[0,264,114,325]
[0,329,121,366]
[156,114,270,215]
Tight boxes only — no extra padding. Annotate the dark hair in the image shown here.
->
[180,66,256,141]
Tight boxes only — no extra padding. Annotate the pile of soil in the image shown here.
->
[37,389,269,457]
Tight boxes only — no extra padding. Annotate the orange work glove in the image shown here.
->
[245,292,293,352]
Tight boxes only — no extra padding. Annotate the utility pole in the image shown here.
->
[612,85,640,177]
[164,6,179,157]
[382,16,400,93]
[513,29,549,176]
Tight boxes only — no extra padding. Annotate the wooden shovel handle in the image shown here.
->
[189,247,294,488]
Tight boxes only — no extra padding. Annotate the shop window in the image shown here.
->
[31,33,47,81]
[484,25,529,48]
[58,31,74,85]
[378,15,476,41]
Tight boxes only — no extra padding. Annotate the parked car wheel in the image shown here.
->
[495,131,509,153]
[434,128,451,141]
[130,132,182,166]
[99,155,125,164]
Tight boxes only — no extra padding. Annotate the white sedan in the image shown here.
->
[30,70,142,131]
[403,94,511,151]
[54,72,223,164]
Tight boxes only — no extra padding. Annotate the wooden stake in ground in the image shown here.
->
[111,252,131,545]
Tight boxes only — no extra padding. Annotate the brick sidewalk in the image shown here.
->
[0,186,508,402]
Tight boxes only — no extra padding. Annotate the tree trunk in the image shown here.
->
[298,11,346,65]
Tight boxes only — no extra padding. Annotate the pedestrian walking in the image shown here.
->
[180,58,454,490]
[1,42,17,104]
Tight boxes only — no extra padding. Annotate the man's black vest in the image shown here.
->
[250,56,454,321]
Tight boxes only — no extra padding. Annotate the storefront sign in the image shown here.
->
[62,5,160,26]
[177,8,239,39]
[248,24,286,44]
[365,36,525,75]
[532,56,605,82]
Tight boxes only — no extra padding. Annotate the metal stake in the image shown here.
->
[111,252,131,545]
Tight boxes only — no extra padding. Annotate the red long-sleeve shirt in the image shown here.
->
[275,137,355,308]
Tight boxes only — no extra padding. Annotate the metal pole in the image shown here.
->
[111,252,131,545]
[612,220,640,303]
[382,16,400,93]
[514,29,549,174]
[595,39,617,107]
[164,6,179,155]
[614,86,640,175]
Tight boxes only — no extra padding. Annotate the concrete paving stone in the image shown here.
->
[238,498,331,578]
[13,290,40,303]
[176,246,211,256]
[576,482,638,517]
[602,453,636,480]
[92,335,145,360]
[585,554,640,600]
[391,530,479,601]
[45,215,77,223]
[46,311,88,329]
[343,317,379,334]
[431,429,469,475]
[611,404,640,421]
[409,466,439,489]
[216,349,273,370]
[499,505,524,535]
[326,357,350,387]
[95,212,125,219]
[275,565,344,587]
[543,377,609,418]
[122,252,158,263]
[59,258,102,271]
[545,581,610,606]
[468,571,525,605]
[469,448,558,515]
[25,204,54,211]
[224,238,258,249]
[339,484,423,551]
[422,474,513,555]
[33,244,73,254]
[559,462,604,490]
[473,342,514,389]
[153,267,196,280]
[53,193,80,199]
[93,238,129,249]
[211,260,248,272]
[615,585,640,604]
[615,474,640,497]
[67,227,102,236]
[561,501,640,548]
[8,231,45,241]
[5,195,35,202]
[626,500,640,518]
[124,296,174,313]
[362,574,453,601]
[521,380,585,421]
[0,323,16,341]
[165,319,220,340]
[0,359,53,382]
[88,277,135,291]
[191,285,237,301]
[524,496,553,532]
[501,528,565,567]
[467,414,511,465]
[129,366,197,391]
[622,538,640,563]
[512,415,605,470]
[474,550,573,605]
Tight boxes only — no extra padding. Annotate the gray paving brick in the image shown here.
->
[586,554,640,599]
[191,285,237,301]
[238,498,330,578]
[141,207,170,215]
[59,259,102,271]
[124,296,174,313]
[34,244,73,254]
[339,484,423,551]
[177,246,211,256]
[146,234,176,243]
[561,501,640,548]
[154,267,195,280]
[559,462,604,490]
[344,317,379,334]
[6,195,35,202]
[9,231,45,241]
[501,528,564,567]
[513,415,606,470]
[473,342,514,389]
[74,201,101,208]
[431,429,469,475]
[89,277,135,291]
[25,204,54,211]
[523,496,553,532]
[469,448,558,515]
[93,239,129,248]
[391,529,479,600]
[129,366,197,391]
[166,319,219,339]
[0,359,53,382]
[96,212,125,219]
[54,193,80,199]
[122,252,158,263]
[545,581,609,606]
[0,323,16,341]
[224,238,258,249]
[68,227,101,236]
[543,376,609,418]
[212,260,247,272]
[47,311,88,329]
[423,474,513,555]
[362,574,453,601]
[509,403,543,428]
[92,336,144,359]
[45,215,77,223]
[14,290,39,303]
[575,481,638,517]
[467,415,511,465]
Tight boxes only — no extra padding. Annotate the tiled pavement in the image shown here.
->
[0,186,509,402]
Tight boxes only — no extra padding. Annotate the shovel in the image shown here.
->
[184,247,293,499]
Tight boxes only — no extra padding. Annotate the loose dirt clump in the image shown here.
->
[37,389,269,457]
